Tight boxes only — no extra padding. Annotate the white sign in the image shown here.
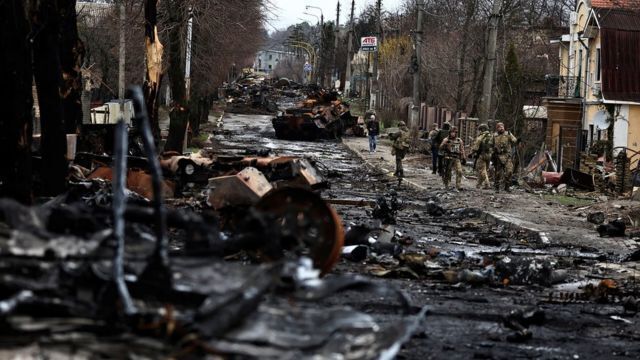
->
[360,36,378,52]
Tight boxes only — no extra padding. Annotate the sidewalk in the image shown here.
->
[343,135,639,256]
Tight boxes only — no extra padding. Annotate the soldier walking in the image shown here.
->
[390,121,410,179]
[491,122,518,193]
[439,126,465,191]
[471,124,493,189]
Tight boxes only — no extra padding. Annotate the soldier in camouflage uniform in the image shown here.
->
[390,121,410,178]
[471,124,493,189]
[491,122,518,192]
[439,126,465,191]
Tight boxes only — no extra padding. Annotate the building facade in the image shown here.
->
[545,0,640,169]
[253,50,296,74]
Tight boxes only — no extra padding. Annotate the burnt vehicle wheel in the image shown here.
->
[255,187,344,275]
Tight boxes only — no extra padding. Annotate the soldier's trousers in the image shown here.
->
[394,149,406,178]
[494,157,514,189]
[443,157,462,189]
[475,155,491,188]
[431,147,439,174]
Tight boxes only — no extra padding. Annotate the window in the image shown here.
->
[268,65,272,70]
[596,48,601,81]
[269,54,273,60]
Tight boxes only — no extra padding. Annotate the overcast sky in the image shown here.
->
[267,0,405,32]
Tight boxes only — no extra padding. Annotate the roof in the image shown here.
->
[594,7,640,30]
[591,0,640,9]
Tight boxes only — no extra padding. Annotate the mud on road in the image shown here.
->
[215,113,640,360]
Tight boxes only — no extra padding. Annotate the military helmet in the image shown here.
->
[478,124,488,131]
[398,121,406,127]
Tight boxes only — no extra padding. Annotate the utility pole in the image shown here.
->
[118,2,125,100]
[332,1,340,89]
[370,0,381,110]
[411,1,424,128]
[320,13,324,86]
[344,0,355,96]
[479,0,502,125]
[185,5,194,100]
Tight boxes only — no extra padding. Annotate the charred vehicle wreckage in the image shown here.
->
[0,87,426,358]
[271,89,364,140]
[221,76,365,141]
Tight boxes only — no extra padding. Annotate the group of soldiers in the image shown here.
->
[372,117,518,192]
[429,121,518,192]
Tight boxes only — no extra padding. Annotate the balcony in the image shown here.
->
[545,75,581,98]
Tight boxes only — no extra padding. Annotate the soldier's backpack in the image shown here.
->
[478,133,492,154]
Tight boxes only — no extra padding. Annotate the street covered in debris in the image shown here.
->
[2,0,640,359]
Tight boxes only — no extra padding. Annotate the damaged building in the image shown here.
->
[545,0,640,171]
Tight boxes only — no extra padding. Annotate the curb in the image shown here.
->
[480,211,550,245]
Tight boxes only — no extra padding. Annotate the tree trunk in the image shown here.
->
[0,0,34,203]
[59,0,84,134]
[455,0,477,112]
[143,0,164,139]
[164,0,188,153]
[29,0,68,196]
[165,107,189,152]
[189,94,213,138]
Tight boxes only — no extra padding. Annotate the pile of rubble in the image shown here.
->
[0,87,426,358]
[522,145,638,196]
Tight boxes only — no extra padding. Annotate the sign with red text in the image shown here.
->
[360,36,378,52]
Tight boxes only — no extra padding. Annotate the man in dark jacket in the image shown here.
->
[434,122,451,176]
[367,114,380,152]
[428,123,439,174]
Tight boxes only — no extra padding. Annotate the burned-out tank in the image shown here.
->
[272,90,364,140]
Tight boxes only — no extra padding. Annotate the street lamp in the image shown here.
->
[305,5,324,26]
[305,5,325,86]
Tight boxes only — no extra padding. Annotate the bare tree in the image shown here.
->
[0,0,34,203]
[29,0,83,196]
